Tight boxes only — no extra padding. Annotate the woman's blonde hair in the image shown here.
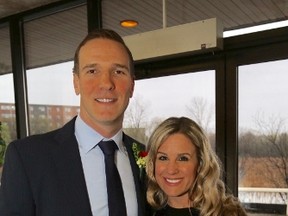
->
[146,117,246,216]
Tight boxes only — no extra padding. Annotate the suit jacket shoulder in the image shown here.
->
[0,117,92,216]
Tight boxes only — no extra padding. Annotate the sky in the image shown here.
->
[131,71,215,119]
[238,60,288,130]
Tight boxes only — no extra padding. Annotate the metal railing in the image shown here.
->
[239,187,288,215]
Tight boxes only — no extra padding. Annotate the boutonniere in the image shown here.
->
[132,142,148,178]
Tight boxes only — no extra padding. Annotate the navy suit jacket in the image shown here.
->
[0,117,147,216]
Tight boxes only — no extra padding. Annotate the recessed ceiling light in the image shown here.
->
[120,20,138,28]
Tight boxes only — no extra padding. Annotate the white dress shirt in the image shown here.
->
[74,116,138,216]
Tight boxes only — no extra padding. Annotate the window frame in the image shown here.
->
[0,0,288,201]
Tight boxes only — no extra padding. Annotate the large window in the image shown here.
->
[1,1,287,213]
[23,5,86,135]
[124,70,216,146]
[238,59,288,211]
[26,62,79,134]
[0,74,15,141]
[0,25,15,175]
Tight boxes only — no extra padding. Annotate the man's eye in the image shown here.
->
[88,69,96,74]
[115,69,125,75]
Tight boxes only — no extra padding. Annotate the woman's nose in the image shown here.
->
[166,161,179,174]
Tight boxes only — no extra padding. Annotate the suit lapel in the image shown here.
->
[123,134,146,216]
[48,119,146,216]
[51,118,92,216]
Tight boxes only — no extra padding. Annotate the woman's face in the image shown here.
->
[155,133,199,207]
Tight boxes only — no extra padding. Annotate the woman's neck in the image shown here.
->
[168,196,191,209]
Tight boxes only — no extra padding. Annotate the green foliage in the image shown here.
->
[29,117,55,135]
[0,122,7,166]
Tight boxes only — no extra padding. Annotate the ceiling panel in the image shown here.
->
[101,0,288,36]
[0,0,287,33]
[0,0,59,19]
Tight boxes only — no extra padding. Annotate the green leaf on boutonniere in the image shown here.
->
[132,142,148,169]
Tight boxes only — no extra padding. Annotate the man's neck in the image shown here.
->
[79,114,122,138]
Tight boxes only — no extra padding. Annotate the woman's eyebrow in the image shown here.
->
[178,153,191,157]
[156,151,167,155]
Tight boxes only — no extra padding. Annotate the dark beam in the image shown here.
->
[87,0,102,32]
[9,16,29,138]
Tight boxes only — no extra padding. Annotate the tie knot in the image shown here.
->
[98,140,118,156]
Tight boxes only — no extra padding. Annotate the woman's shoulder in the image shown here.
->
[153,208,166,216]
[153,205,200,216]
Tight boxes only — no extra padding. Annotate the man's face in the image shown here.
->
[73,38,134,133]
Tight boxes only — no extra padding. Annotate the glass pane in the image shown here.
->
[124,71,215,147]
[238,59,288,212]
[24,5,87,69]
[26,62,79,135]
[24,5,86,135]
[0,26,15,175]
[0,74,16,141]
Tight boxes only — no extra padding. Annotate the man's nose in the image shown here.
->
[99,72,115,90]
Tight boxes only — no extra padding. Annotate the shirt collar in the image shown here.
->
[75,115,125,154]
[103,130,125,153]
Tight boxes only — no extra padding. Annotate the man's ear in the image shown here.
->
[130,80,135,98]
[73,73,80,95]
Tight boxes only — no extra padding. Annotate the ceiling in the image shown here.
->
[0,0,288,34]
[0,0,59,19]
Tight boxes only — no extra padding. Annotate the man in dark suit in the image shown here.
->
[0,29,147,216]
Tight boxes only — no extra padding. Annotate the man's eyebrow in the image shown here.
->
[81,63,129,71]
[113,63,129,71]
[81,63,98,71]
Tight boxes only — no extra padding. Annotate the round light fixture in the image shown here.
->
[120,20,138,28]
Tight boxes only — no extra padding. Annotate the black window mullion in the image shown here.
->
[87,0,102,32]
[10,16,29,139]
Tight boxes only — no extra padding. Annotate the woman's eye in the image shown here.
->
[158,155,168,161]
[179,156,189,161]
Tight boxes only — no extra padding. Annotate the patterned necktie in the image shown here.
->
[98,140,127,216]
